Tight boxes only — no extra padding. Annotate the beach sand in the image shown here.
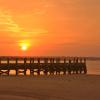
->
[0,75,100,100]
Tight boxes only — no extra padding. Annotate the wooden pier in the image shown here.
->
[0,56,87,76]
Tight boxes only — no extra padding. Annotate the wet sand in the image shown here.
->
[0,75,100,100]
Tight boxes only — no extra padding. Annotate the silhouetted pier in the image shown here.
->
[0,56,87,76]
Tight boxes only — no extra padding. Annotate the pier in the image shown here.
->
[0,56,87,76]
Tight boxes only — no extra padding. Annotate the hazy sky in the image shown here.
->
[0,0,100,56]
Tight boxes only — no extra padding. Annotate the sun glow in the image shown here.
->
[21,45,28,51]
[19,40,31,51]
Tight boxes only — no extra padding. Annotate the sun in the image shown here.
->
[18,40,31,51]
[21,45,28,51]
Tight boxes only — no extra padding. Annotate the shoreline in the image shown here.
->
[0,75,100,100]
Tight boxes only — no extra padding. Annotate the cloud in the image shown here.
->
[0,9,23,33]
[0,8,48,39]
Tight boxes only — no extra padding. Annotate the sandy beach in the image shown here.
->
[0,75,100,100]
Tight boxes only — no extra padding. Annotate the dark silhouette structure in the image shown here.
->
[0,56,87,76]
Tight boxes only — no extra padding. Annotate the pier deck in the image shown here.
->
[0,56,87,76]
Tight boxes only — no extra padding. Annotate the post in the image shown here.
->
[68,58,71,74]
[83,58,87,74]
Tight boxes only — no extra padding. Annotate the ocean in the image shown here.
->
[87,60,100,75]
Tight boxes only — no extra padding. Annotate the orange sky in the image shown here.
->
[0,0,100,56]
